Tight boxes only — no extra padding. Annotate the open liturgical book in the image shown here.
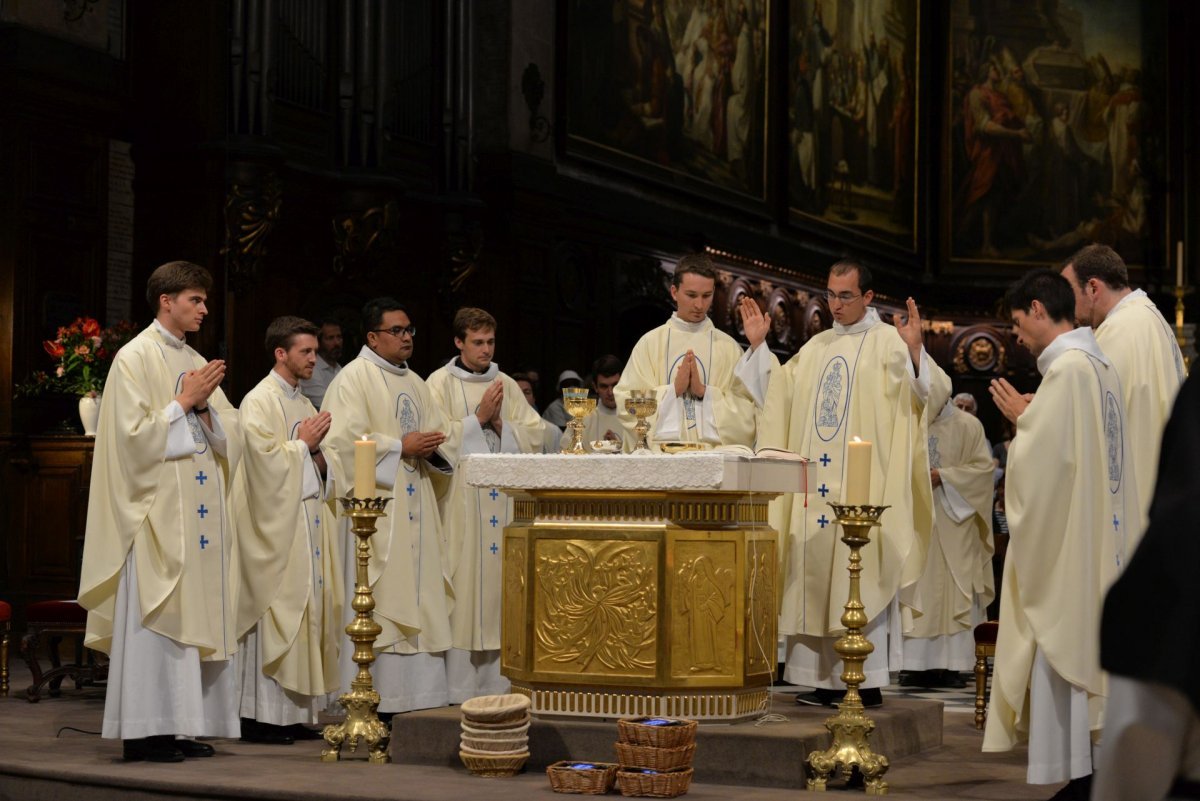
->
[714,444,810,462]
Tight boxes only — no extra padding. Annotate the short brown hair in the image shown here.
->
[1065,244,1130,290]
[453,307,497,340]
[672,253,719,287]
[264,316,319,357]
[146,261,213,314]
[830,260,873,293]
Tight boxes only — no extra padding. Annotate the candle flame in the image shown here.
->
[359,433,369,442]
[852,436,862,443]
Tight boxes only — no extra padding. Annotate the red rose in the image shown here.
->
[44,340,65,359]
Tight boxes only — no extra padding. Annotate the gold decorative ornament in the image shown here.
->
[623,390,657,451]
[322,495,393,764]
[561,387,596,454]
[1175,285,1193,371]
[806,502,892,795]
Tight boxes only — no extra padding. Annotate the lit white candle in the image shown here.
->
[845,437,872,506]
[1178,241,1184,288]
[354,435,376,499]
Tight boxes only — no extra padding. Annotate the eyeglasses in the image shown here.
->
[373,325,416,338]
[824,291,863,304]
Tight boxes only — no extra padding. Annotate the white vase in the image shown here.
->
[78,394,101,437]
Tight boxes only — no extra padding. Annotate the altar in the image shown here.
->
[463,452,806,722]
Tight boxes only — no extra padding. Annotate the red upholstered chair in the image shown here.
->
[973,620,1000,730]
[0,600,11,697]
[21,600,106,702]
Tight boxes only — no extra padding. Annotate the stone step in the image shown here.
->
[391,693,943,788]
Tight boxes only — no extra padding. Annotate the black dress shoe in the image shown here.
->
[123,737,185,763]
[795,688,840,706]
[286,723,326,741]
[1048,774,1092,800]
[859,688,883,708]
[936,669,967,689]
[240,717,295,745]
[173,739,215,757]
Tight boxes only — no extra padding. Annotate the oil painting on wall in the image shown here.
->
[786,0,920,252]
[564,0,772,205]
[947,0,1157,269]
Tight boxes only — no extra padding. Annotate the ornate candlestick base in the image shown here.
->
[624,390,657,452]
[806,502,892,795]
[322,496,392,764]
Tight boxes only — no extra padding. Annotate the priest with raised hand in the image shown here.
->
[231,316,342,745]
[320,298,455,714]
[614,253,776,448]
[900,398,995,689]
[79,261,240,762]
[426,307,544,703]
[756,259,951,709]
[984,269,1135,801]
[1060,243,1184,547]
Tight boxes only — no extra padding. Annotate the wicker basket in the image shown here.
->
[546,761,620,794]
[614,741,695,772]
[616,767,694,798]
[460,736,530,754]
[461,711,532,729]
[617,718,698,749]
[461,693,532,722]
[459,750,530,777]
[461,720,532,739]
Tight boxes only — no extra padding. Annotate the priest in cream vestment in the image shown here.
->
[426,307,545,702]
[756,261,951,705]
[614,255,776,447]
[79,262,240,761]
[1062,244,1184,547]
[985,269,1136,793]
[321,299,456,713]
[901,401,995,680]
[232,318,342,740]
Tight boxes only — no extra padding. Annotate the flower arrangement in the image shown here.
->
[18,317,139,398]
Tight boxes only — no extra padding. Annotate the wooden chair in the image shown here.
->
[0,600,11,697]
[21,599,106,702]
[973,621,999,730]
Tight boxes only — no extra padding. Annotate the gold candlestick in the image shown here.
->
[1175,285,1192,371]
[623,389,657,452]
[322,495,392,764]
[806,502,892,795]
[561,387,596,454]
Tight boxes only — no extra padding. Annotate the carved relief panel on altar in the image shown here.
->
[502,535,528,671]
[531,538,659,679]
[669,542,737,680]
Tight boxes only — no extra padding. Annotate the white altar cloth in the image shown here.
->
[462,452,807,495]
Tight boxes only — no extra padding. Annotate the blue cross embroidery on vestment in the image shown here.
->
[197,504,208,519]
[819,453,831,467]
[406,483,415,496]
[314,547,320,557]
[1113,515,1120,531]
[490,542,498,555]
[489,488,499,501]
[409,513,414,521]
[818,483,829,498]
[199,534,210,549]
[195,470,208,485]
[489,515,499,528]
[314,515,320,527]
[817,515,829,528]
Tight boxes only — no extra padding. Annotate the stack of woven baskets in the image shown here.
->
[613,717,697,798]
[458,693,531,777]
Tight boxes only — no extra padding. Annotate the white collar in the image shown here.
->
[832,306,881,335]
[668,313,712,335]
[446,358,499,383]
[1037,326,1109,375]
[358,344,409,376]
[1103,288,1144,322]
[269,369,302,399]
[152,319,187,349]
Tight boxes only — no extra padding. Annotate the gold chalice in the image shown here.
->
[561,387,596,454]
[624,389,657,452]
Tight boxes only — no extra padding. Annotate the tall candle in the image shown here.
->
[845,437,872,505]
[354,435,376,499]
[1178,241,1184,287]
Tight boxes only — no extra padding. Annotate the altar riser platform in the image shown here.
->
[391,694,943,789]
